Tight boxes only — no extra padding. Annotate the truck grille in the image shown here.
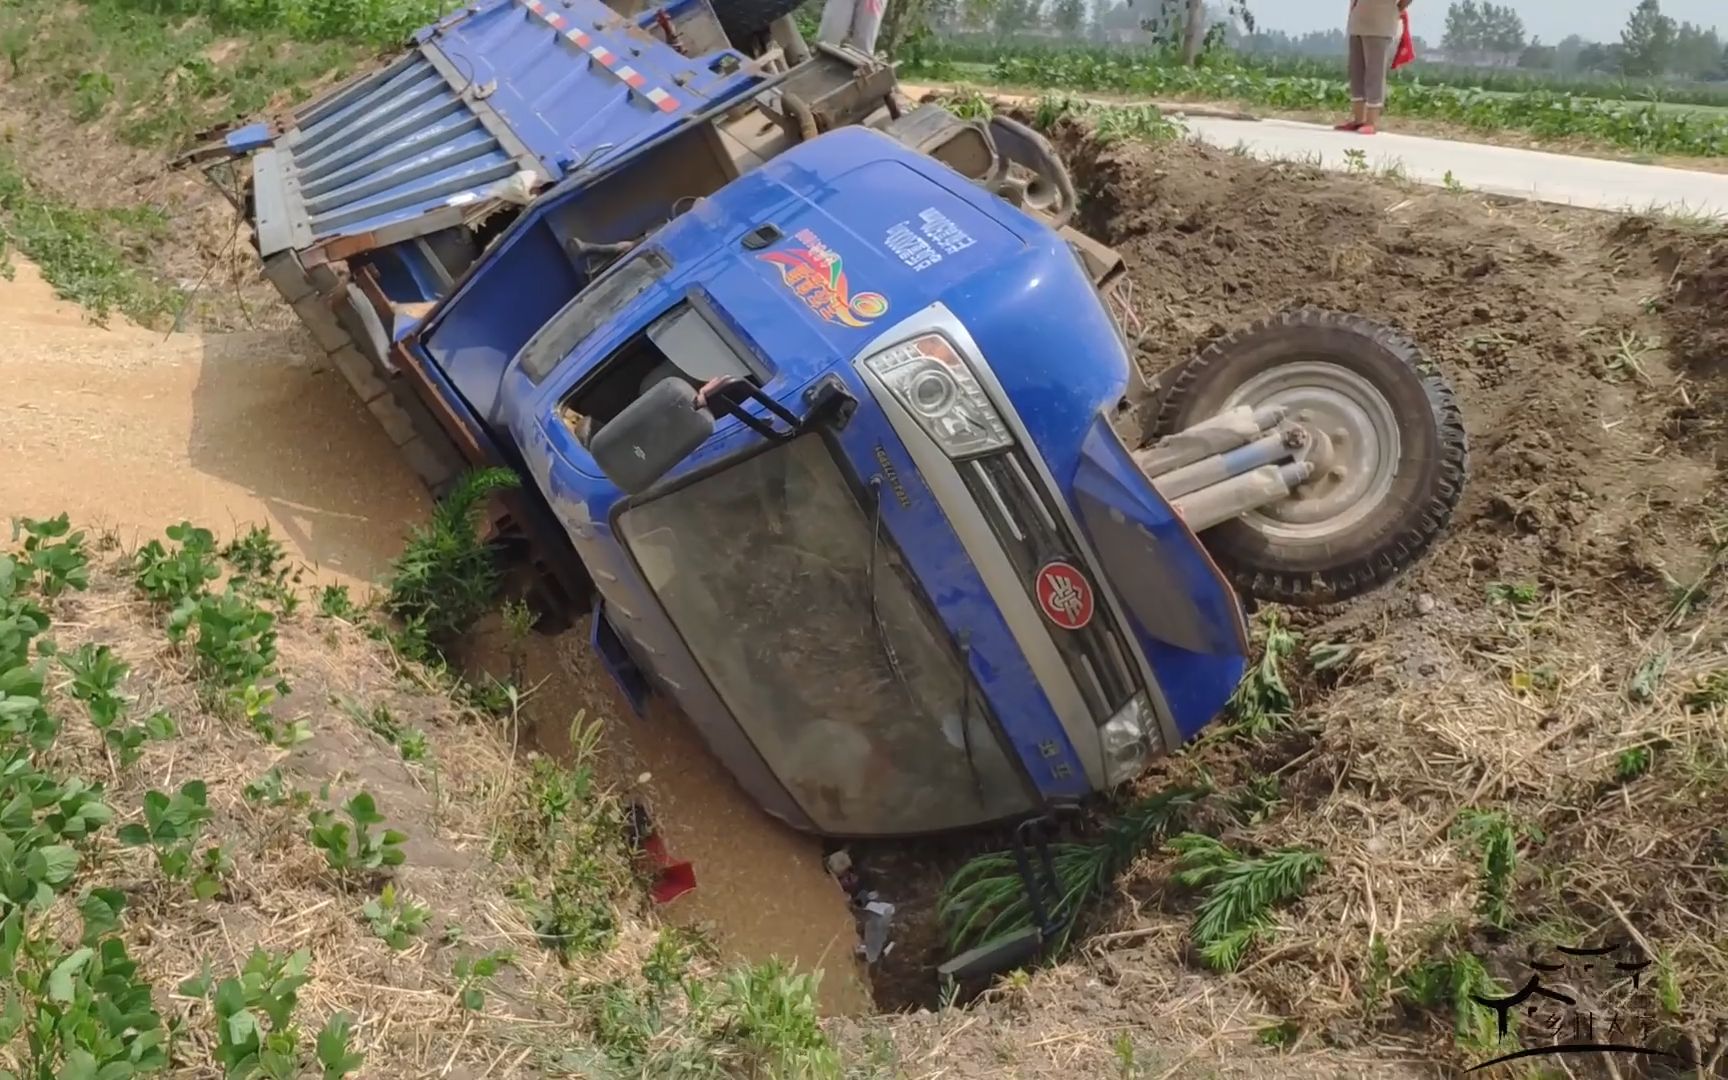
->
[962,451,1140,725]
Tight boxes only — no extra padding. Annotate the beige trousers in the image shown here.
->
[1348,34,1394,107]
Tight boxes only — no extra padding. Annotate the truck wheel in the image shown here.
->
[1151,309,1468,607]
[711,0,807,45]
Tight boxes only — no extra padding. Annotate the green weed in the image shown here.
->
[1222,609,1298,738]
[940,787,1203,955]
[1167,833,1325,971]
[1400,949,1505,1051]
[236,682,310,748]
[1615,744,1655,782]
[222,524,299,612]
[1451,809,1539,930]
[1487,581,1541,610]
[1683,669,1728,712]
[384,467,520,651]
[317,583,358,621]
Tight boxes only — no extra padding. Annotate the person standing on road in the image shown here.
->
[1338,0,1411,135]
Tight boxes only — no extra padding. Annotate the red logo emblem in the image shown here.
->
[1036,561,1094,631]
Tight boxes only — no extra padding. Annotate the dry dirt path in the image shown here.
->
[0,258,431,586]
[0,258,876,1014]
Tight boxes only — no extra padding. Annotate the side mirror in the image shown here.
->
[589,377,714,496]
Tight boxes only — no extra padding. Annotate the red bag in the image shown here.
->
[1392,10,1417,69]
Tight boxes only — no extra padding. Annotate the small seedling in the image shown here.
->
[222,525,299,611]
[1615,745,1654,782]
[397,728,429,763]
[168,588,280,691]
[244,767,310,809]
[12,513,89,595]
[317,584,358,620]
[1487,581,1541,610]
[1222,610,1298,738]
[362,883,430,949]
[133,521,220,606]
[452,949,513,1011]
[307,792,407,875]
[237,682,310,748]
[61,643,168,766]
[1442,169,1466,193]
[1451,809,1540,930]
[179,948,312,1078]
[1343,147,1369,173]
[315,1013,365,1079]
[117,781,227,898]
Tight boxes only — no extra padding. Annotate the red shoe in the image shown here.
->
[1358,124,1378,135]
[1334,120,1363,131]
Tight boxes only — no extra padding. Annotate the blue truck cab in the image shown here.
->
[213,0,1464,842]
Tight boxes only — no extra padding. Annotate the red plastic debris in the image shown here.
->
[1392,11,1417,70]
[642,832,696,905]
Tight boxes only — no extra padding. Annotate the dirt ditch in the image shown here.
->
[5,44,1728,1066]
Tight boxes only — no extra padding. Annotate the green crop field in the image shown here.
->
[903,42,1728,158]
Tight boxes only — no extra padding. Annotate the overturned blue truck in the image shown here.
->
[191,0,1466,921]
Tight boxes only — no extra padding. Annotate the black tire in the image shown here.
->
[1151,308,1468,607]
[710,0,806,47]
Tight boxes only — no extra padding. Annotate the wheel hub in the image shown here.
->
[1220,360,1401,542]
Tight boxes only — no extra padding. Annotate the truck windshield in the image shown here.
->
[618,435,1030,835]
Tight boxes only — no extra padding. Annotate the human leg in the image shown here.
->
[1359,35,1393,133]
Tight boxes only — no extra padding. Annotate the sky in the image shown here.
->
[1255,1,1723,45]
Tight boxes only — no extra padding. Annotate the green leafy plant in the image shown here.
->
[317,583,358,620]
[1615,744,1655,782]
[1222,609,1298,738]
[0,554,51,671]
[179,947,313,1079]
[222,524,300,612]
[307,792,407,875]
[1,646,61,751]
[117,781,228,899]
[0,914,169,1078]
[243,767,310,809]
[61,642,169,766]
[1451,809,1540,930]
[0,757,113,910]
[1401,949,1505,1050]
[11,513,89,595]
[1168,833,1326,971]
[1487,580,1541,611]
[941,787,1203,955]
[362,883,429,949]
[452,949,513,1011]
[132,521,220,606]
[168,587,280,691]
[716,959,840,1076]
[237,682,310,748]
[384,467,520,649]
[396,728,429,764]
[315,1013,365,1079]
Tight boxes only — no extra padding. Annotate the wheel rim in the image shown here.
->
[1220,360,1402,543]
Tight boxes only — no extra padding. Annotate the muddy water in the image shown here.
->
[0,260,429,587]
[460,621,877,1016]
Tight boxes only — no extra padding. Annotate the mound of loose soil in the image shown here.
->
[846,124,1728,1077]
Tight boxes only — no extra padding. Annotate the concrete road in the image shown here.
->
[1174,113,1728,220]
[900,85,1728,221]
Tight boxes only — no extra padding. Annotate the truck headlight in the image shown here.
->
[862,334,1011,459]
[1099,693,1154,787]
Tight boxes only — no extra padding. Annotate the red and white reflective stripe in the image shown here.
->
[513,0,681,114]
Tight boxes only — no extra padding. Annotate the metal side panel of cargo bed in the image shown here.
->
[253,0,765,259]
